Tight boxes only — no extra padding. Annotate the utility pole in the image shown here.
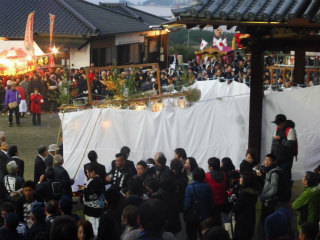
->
[187,29,190,47]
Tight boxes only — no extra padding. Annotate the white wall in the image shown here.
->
[70,43,90,69]
[115,32,144,46]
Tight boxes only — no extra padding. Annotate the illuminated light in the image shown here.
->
[52,46,58,54]
[152,102,164,112]
[135,105,146,111]
[179,99,187,109]
[102,121,111,129]
[27,56,32,61]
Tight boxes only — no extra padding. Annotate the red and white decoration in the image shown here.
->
[200,38,208,50]
[213,37,228,51]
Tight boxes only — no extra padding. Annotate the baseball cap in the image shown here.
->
[272,114,287,124]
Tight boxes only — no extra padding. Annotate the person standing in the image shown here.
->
[5,83,21,127]
[45,144,56,168]
[8,146,24,178]
[34,145,48,183]
[30,88,44,126]
[84,150,107,184]
[271,114,297,202]
[16,82,27,118]
[53,154,74,196]
[0,140,10,180]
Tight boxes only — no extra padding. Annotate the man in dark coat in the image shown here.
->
[7,146,24,178]
[84,150,107,184]
[150,152,171,182]
[34,145,48,183]
[26,202,50,240]
[111,146,137,175]
[53,155,73,196]
[0,140,10,180]
[45,144,56,168]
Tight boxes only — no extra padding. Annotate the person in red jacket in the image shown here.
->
[31,88,44,126]
[205,157,227,221]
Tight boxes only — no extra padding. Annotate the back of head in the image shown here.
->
[120,146,130,157]
[170,158,183,174]
[31,202,46,222]
[45,167,55,181]
[305,171,318,187]
[122,205,139,228]
[87,150,98,162]
[300,222,319,240]
[187,157,198,172]
[7,146,18,157]
[104,188,121,208]
[1,201,16,214]
[203,226,230,240]
[53,154,64,166]
[221,157,235,172]
[128,176,143,197]
[59,195,73,214]
[50,216,77,240]
[192,167,206,182]
[138,199,166,232]
[46,200,59,215]
[174,148,187,160]
[155,152,166,166]
[208,157,221,171]
[6,161,17,175]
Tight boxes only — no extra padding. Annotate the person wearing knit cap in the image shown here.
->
[2,212,24,240]
[264,208,295,240]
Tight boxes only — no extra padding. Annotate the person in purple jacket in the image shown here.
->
[5,83,21,127]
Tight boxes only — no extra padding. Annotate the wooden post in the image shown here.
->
[86,67,93,104]
[248,47,264,162]
[157,63,162,95]
[293,49,306,85]
[270,67,274,89]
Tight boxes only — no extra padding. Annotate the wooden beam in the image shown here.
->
[293,49,306,84]
[248,47,264,162]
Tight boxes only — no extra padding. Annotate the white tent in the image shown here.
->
[60,81,320,189]
[0,40,44,56]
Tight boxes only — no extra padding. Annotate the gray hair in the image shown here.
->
[53,154,64,166]
[155,152,167,166]
[7,161,17,174]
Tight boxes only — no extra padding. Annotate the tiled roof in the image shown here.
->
[0,0,94,38]
[172,0,320,24]
[0,0,167,39]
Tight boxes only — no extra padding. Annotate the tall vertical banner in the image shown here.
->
[49,14,55,49]
[24,12,35,54]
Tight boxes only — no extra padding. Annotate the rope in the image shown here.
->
[73,108,102,179]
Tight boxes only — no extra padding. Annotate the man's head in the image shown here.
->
[31,202,46,223]
[45,167,55,181]
[272,114,287,129]
[59,195,73,215]
[299,222,319,240]
[87,150,98,162]
[53,154,64,166]
[138,199,166,232]
[0,140,8,151]
[45,200,59,216]
[264,154,276,167]
[6,161,18,175]
[50,216,77,240]
[208,157,220,172]
[38,145,48,157]
[115,153,126,169]
[155,152,166,167]
[303,171,318,188]
[174,148,187,162]
[23,181,36,202]
[7,145,18,157]
[120,146,130,159]
[1,202,16,220]
[137,160,148,176]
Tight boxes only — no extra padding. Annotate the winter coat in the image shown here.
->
[30,94,43,113]
[233,187,259,240]
[5,89,21,106]
[184,181,213,220]
[292,185,320,231]
[205,170,227,206]
[83,177,105,218]
[260,166,281,202]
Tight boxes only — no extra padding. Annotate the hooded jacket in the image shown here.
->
[260,166,282,202]
[205,170,226,206]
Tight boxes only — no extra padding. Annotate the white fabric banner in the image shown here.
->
[60,82,320,189]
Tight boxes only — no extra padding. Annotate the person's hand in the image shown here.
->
[273,136,280,141]
[256,170,262,177]
[78,185,85,191]
[39,174,45,183]
[106,175,111,182]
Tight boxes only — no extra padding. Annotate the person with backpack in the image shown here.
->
[271,114,297,202]
[258,154,282,232]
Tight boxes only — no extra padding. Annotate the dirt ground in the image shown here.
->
[0,112,60,181]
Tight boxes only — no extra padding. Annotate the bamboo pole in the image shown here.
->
[85,67,93,104]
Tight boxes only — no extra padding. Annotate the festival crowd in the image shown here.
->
[0,113,319,240]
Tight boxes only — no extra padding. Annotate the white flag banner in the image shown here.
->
[200,38,208,50]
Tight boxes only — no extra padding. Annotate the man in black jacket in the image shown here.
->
[0,140,9,180]
[151,152,170,182]
[34,145,48,183]
[107,153,135,194]
[111,146,137,175]
[53,155,73,196]
[8,145,24,178]
[84,150,107,184]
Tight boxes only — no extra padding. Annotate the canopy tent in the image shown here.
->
[0,40,44,56]
[60,81,320,189]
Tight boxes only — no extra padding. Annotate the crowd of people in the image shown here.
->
[0,114,319,240]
